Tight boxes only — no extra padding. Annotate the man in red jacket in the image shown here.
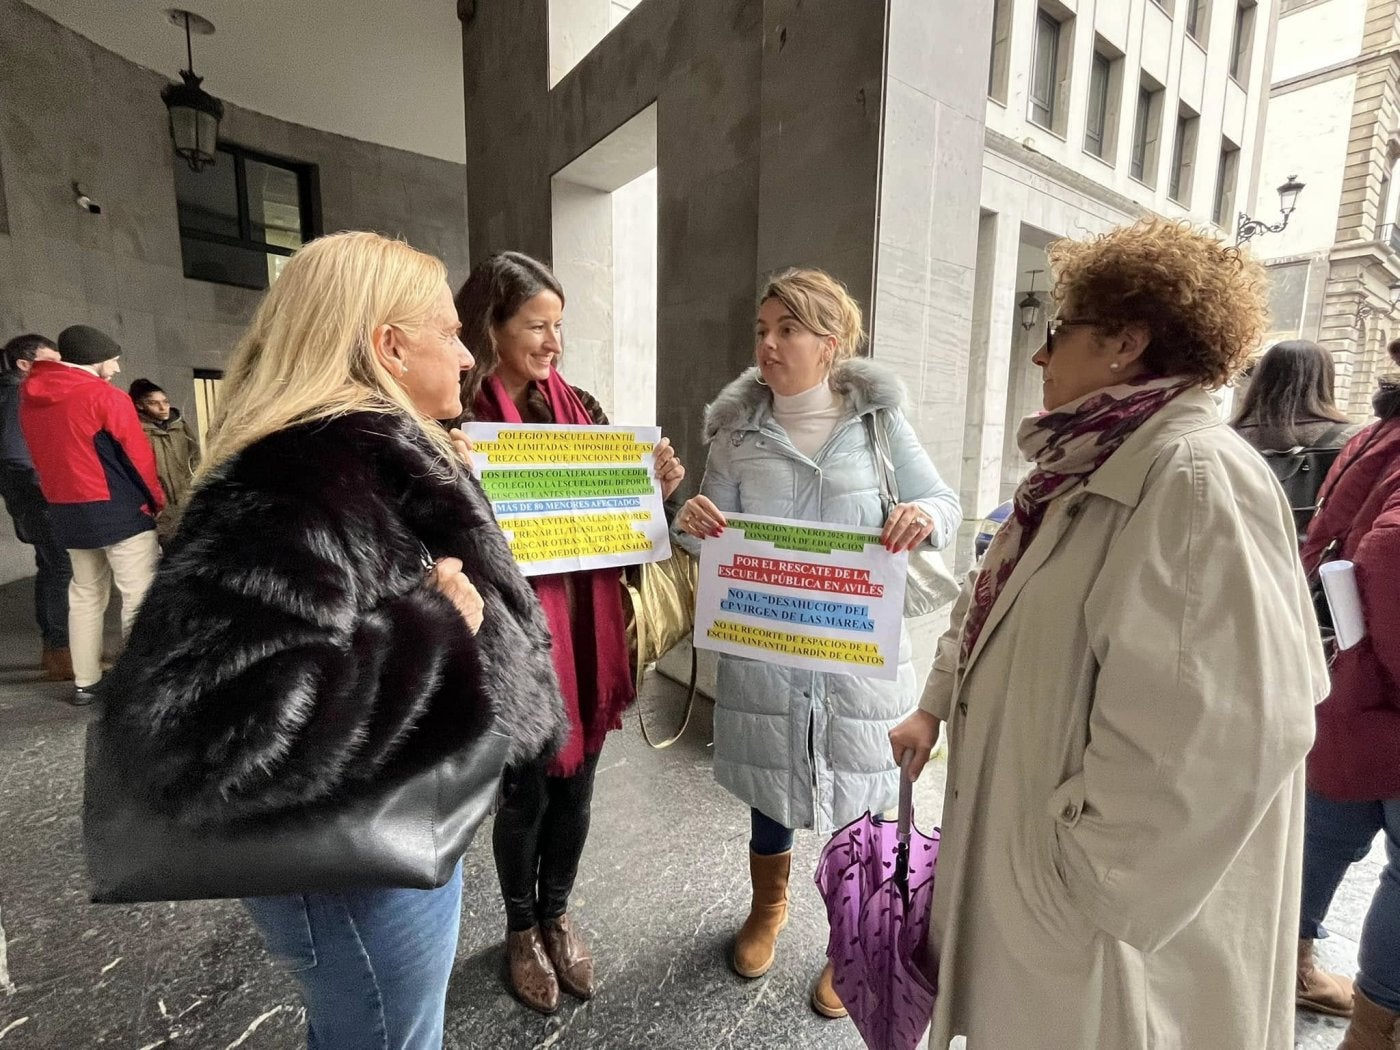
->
[19,325,164,705]
[1294,358,1400,1048]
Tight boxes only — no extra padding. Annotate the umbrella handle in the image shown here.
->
[898,749,915,842]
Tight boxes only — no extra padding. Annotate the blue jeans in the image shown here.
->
[1300,791,1400,1013]
[751,808,794,856]
[243,862,463,1050]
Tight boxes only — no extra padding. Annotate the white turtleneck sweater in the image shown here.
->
[772,379,846,460]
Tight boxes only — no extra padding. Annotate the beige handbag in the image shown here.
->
[622,546,700,748]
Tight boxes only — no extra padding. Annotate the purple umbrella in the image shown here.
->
[815,755,939,1050]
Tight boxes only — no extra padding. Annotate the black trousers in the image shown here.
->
[11,502,71,649]
[492,750,602,932]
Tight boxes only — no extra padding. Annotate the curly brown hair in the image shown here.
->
[1048,218,1267,388]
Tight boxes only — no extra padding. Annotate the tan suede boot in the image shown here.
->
[1339,989,1400,1050]
[1298,938,1356,1018]
[811,960,848,1019]
[732,849,791,978]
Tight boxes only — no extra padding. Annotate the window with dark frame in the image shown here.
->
[1131,82,1163,185]
[192,367,224,452]
[1230,2,1255,81]
[1213,140,1240,226]
[1085,51,1112,159]
[173,143,321,290]
[1186,0,1209,40]
[988,0,1012,101]
[1169,109,1199,204]
[1029,10,1060,129]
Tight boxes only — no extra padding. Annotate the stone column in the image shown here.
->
[958,210,1022,566]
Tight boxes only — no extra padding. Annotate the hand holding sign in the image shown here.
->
[693,513,907,680]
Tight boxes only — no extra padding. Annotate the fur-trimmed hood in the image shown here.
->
[703,357,908,442]
[96,410,565,828]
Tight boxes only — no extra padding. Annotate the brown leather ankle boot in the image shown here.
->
[505,927,559,1014]
[732,849,791,978]
[1339,989,1400,1050]
[1298,938,1355,1017]
[811,960,847,1019]
[541,913,594,1000]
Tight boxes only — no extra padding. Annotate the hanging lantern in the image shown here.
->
[161,11,223,173]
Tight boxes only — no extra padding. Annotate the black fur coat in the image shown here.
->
[97,410,565,828]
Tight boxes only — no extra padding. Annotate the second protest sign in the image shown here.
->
[693,513,908,680]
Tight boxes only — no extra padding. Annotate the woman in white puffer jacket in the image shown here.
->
[678,267,960,1020]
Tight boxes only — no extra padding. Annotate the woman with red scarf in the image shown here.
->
[889,219,1328,1049]
[455,252,685,1016]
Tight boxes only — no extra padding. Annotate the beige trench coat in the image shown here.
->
[921,389,1328,1050]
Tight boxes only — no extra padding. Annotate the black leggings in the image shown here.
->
[493,751,602,932]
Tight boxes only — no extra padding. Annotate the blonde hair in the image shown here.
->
[760,268,868,361]
[200,231,457,478]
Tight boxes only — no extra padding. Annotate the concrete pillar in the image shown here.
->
[874,0,995,572]
[957,210,1021,566]
[613,169,658,424]
[551,179,615,407]
[460,0,990,495]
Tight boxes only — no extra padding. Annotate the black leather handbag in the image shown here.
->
[84,722,511,903]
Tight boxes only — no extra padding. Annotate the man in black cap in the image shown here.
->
[0,334,73,681]
[20,324,164,705]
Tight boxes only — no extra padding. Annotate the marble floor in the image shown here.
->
[0,579,1382,1049]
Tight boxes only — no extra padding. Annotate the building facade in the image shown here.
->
[1251,0,1400,415]
[963,0,1279,538]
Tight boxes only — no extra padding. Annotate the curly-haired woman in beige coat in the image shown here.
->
[891,219,1329,1049]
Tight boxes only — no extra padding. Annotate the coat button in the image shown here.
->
[1062,803,1079,821]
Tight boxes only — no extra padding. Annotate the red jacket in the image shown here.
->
[1301,416,1400,801]
[19,362,164,549]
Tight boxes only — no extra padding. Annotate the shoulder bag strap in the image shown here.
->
[863,410,899,513]
[637,645,700,750]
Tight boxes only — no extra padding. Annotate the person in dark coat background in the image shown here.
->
[1295,338,1400,1048]
[1231,339,1360,453]
[0,333,71,680]
[128,378,201,544]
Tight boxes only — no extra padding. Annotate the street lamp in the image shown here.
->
[1352,281,1400,327]
[1236,175,1306,246]
[161,10,223,173]
[1019,269,1044,331]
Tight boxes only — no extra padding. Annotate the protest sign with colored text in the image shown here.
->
[465,423,672,577]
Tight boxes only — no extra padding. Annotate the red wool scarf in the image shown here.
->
[475,369,635,776]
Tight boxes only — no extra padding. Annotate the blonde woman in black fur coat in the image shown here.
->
[92,232,564,1050]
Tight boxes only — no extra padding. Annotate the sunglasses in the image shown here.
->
[1045,317,1109,354]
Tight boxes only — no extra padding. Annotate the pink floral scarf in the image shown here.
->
[960,375,1192,660]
